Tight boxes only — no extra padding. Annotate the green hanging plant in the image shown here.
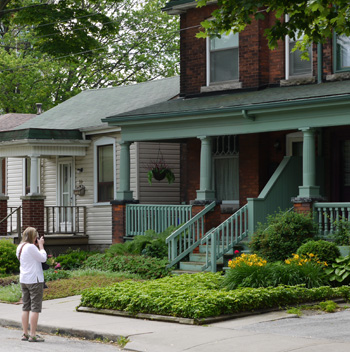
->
[146,152,175,185]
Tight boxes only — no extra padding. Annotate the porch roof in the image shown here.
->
[163,0,197,13]
[0,128,90,158]
[103,80,350,141]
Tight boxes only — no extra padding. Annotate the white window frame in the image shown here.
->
[334,33,350,72]
[206,32,239,86]
[93,136,116,205]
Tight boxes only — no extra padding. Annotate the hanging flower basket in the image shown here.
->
[146,150,175,185]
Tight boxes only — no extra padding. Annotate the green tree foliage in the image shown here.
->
[196,0,350,53]
[0,0,179,113]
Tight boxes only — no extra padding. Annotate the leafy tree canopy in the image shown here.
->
[197,0,350,52]
[0,0,179,113]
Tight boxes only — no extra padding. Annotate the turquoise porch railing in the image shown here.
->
[314,202,350,237]
[247,156,302,234]
[201,204,248,272]
[166,201,216,268]
[126,204,192,237]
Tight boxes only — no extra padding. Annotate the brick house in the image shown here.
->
[103,1,350,272]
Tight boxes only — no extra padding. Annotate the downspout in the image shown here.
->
[317,42,323,84]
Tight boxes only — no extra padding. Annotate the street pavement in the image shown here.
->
[1,295,350,351]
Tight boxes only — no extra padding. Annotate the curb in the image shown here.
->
[0,318,123,342]
[77,305,296,325]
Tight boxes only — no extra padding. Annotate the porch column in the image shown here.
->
[298,128,320,198]
[196,136,215,201]
[29,155,40,195]
[0,158,9,235]
[116,141,133,201]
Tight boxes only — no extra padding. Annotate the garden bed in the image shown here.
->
[78,273,350,321]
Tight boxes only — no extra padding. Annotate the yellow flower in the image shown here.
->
[308,253,315,258]
[285,259,291,264]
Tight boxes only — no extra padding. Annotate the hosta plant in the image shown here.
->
[325,255,350,285]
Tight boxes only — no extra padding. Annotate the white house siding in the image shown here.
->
[6,157,23,232]
[138,142,181,204]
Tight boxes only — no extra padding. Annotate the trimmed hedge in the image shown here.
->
[297,240,340,264]
[79,273,350,319]
[0,240,19,274]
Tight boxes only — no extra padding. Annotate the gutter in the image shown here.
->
[103,93,350,125]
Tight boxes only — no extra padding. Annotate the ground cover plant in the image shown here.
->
[79,272,350,320]
[250,210,317,261]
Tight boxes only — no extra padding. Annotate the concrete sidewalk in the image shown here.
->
[1,296,350,351]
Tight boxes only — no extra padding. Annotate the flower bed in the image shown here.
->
[79,272,350,319]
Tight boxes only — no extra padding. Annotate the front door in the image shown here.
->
[58,159,73,232]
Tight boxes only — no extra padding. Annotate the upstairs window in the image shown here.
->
[288,35,312,76]
[335,34,350,71]
[207,32,239,84]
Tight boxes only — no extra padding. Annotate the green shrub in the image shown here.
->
[332,218,350,245]
[82,253,172,279]
[249,210,317,261]
[106,226,177,259]
[44,269,70,282]
[297,240,340,264]
[0,240,19,274]
[79,272,350,320]
[55,249,95,270]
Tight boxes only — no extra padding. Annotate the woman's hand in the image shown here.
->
[37,236,45,250]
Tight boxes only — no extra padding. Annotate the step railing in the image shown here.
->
[314,202,350,237]
[0,206,21,239]
[247,156,302,234]
[126,204,193,237]
[166,201,216,268]
[44,206,86,235]
[201,204,249,272]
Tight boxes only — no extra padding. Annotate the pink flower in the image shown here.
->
[234,250,240,255]
[48,255,53,258]
[55,263,61,269]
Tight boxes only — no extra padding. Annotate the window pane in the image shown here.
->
[98,144,114,202]
[337,35,350,69]
[210,32,238,51]
[25,158,31,194]
[289,41,312,76]
[210,48,238,82]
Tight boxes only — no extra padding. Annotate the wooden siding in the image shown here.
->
[138,142,181,204]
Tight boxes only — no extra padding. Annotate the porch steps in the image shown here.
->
[172,242,251,274]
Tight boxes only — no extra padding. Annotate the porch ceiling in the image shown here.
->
[103,80,350,142]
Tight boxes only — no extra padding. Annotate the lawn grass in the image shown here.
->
[0,270,140,303]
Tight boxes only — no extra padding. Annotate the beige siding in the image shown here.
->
[138,142,180,204]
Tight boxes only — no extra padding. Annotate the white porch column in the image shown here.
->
[196,136,215,201]
[29,155,40,195]
[116,141,133,201]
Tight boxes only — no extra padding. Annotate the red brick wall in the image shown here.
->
[0,198,7,235]
[111,203,127,244]
[179,5,337,94]
[22,198,45,237]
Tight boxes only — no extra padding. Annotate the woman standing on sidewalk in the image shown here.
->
[16,227,47,342]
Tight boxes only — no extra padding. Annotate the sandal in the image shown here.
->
[21,333,29,341]
[28,335,45,342]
